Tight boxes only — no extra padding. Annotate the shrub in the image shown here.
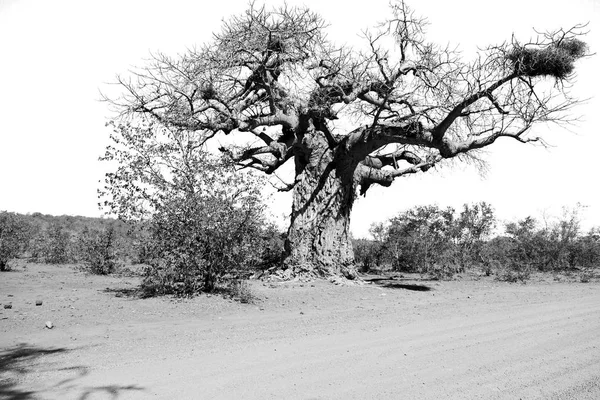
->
[496,264,532,283]
[228,279,255,303]
[30,223,75,264]
[140,184,267,296]
[385,205,456,274]
[373,202,495,278]
[0,212,30,271]
[254,224,286,271]
[579,271,592,283]
[353,239,381,273]
[77,226,121,274]
[101,122,272,296]
[571,228,600,269]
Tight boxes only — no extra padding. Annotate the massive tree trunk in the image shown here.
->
[282,129,358,279]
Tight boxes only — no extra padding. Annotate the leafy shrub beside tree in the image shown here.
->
[100,122,277,296]
[140,180,268,296]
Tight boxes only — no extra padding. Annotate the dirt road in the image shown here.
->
[1,263,599,399]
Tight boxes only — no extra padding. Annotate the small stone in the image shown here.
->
[3,304,12,309]
[36,300,43,306]
[45,321,53,329]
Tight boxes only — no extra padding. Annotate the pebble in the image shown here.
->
[45,321,53,329]
[36,300,43,306]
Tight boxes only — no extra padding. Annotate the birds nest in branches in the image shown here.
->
[507,38,587,79]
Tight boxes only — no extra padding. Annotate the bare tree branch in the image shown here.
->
[105,0,589,193]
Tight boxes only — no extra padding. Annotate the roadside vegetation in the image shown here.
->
[353,203,600,282]
[1,202,598,295]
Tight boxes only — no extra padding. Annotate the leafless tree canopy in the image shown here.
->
[107,1,588,196]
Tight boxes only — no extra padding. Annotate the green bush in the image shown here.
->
[140,185,267,296]
[77,226,121,274]
[30,223,75,264]
[0,212,31,271]
[228,279,255,303]
[496,264,532,283]
[100,122,274,296]
[367,202,495,278]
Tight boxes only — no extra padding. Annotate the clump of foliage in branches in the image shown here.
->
[0,212,31,271]
[100,121,274,296]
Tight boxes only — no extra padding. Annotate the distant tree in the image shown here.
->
[106,1,589,279]
[494,205,586,273]
[455,202,496,268]
[385,205,457,275]
[0,212,30,271]
[572,227,600,269]
[353,239,377,272]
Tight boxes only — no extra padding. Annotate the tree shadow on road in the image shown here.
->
[364,277,433,291]
[0,343,144,399]
[0,344,67,400]
[77,384,145,400]
[102,286,143,298]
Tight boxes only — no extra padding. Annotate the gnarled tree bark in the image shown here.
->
[283,129,357,279]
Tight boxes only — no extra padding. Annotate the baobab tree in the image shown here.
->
[106,1,588,279]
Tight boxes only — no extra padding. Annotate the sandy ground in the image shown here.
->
[1,262,599,400]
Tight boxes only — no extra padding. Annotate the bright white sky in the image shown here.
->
[0,0,599,238]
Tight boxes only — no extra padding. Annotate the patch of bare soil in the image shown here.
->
[1,263,599,399]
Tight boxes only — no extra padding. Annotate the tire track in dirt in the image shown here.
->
[4,271,599,400]
[65,289,599,399]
